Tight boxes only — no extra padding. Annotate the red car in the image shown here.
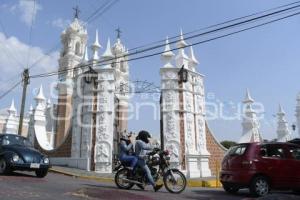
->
[220,142,300,197]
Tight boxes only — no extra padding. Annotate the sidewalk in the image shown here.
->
[49,166,221,188]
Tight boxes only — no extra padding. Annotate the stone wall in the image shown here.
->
[205,122,227,176]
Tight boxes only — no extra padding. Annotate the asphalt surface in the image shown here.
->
[0,171,299,200]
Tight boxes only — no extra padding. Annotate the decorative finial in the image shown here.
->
[102,38,114,59]
[278,104,285,115]
[8,99,17,113]
[243,89,254,104]
[73,6,80,19]
[189,46,199,65]
[35,85,45,100]
[116,27,122,39]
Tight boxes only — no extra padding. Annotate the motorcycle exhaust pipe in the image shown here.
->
[121,178,143,185]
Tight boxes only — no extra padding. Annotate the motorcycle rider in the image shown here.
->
[135,130,163,192]
[119,130,137,174]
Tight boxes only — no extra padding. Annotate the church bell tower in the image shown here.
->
[56,10,87,146]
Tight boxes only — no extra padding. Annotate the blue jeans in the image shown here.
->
[137,159,155,187]
[119,155,138,169]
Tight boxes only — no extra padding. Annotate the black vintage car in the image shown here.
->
[0,134,50,177]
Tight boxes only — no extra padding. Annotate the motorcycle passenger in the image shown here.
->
[119,131,137,173]
[135,130,163,192]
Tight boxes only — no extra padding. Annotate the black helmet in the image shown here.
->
[137,130,151,143]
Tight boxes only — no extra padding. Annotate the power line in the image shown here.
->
[28,1,300,75]
[0,81,22,100]
[29,8,300,79]
[85,0,113,22]
[29,5,300,79]
[129,0,300,52]
[86,0,120,24]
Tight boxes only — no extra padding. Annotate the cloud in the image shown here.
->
[10,0,42,26]
[51,18,70,29]
[0,32,59,92]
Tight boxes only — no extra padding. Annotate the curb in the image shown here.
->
[49,168,221,188]
[49,168,114,183]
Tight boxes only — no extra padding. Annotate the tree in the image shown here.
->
[221,140,237,149]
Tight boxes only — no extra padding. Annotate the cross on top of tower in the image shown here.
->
[73,5,80,19]
[116,27,122,39]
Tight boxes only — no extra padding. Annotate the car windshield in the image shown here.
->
[226,144,248,156]
[0,135,33,147]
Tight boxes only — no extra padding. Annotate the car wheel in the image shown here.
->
[35,169,48,178]
[0,158,9,174]
[250,176,269,197]
[222,183,239,194]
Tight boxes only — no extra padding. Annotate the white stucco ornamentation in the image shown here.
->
[239,89,262,143]
[160,30,211,178]
[4,99,18,134]
[277,104,291,142]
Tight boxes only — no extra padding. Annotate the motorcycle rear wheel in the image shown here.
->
[163,169,187,194]
[114,168,134,190]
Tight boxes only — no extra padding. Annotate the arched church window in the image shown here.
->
[75,42,81,55]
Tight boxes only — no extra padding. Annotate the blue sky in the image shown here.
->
[0,0,300,142]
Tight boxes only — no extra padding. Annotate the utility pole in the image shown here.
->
[18,68,30,135]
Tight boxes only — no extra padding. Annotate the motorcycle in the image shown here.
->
[114,148,187,193]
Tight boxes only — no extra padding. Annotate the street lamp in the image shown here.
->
[178,65,188,83]
[84,66,97,84]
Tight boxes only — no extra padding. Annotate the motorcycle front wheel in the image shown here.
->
[163,169,187,194]
[114,168,134,190]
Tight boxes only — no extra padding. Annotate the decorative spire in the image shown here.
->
[162,36,174,58]
[240,90,262,143]
[91,29,101,60]
[82,46,89,63]
[278,104,285,115]
[188,46,199,71]
[277,104,291,142]
[177,29,188,48]
[102,38,114,59]
[175,29,189,68]
[161,36,175,68]
[8,99,17,114]
[243,89,254,104]
[35,85,46,101]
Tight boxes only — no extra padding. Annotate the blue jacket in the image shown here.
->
[135,140,153,160]
[119,140,133,158]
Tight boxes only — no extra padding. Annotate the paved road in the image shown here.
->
[0,171,298,200]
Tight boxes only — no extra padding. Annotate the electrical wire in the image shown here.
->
[29,6,300,79]
[0,81,22,100]
[129,0,300,52]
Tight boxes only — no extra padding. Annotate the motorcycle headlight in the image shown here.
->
[43,157,49,164]
[12,154,19,162]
